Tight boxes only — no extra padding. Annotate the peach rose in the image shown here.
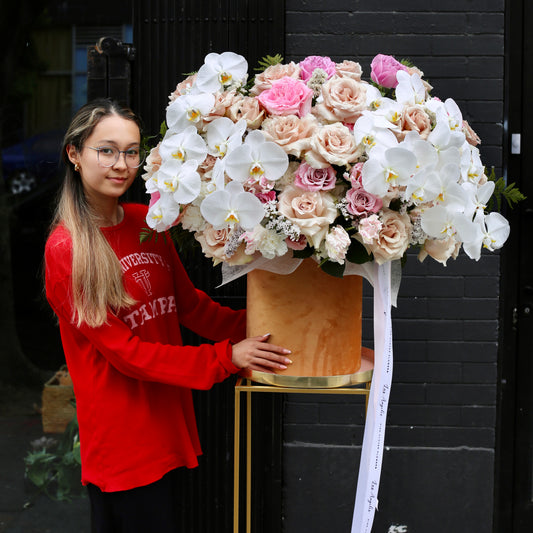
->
[250,62,301,95]
[195,225,251,266]
[364,208,411,264]
[462,120,481,146]
[277,184,338,248]
[168,74,197,102]
[396,105,432,140]
[142,143,162,180]
[406,66,433,94]
[313,77,368,124]
[418,236,461,265]
[202,90,238,125]
[260,114,319,157]
[226,94,266,129]
[306,122,363,168]
[335,60,363,80]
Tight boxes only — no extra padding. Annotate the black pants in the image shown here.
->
[87,469,182,533]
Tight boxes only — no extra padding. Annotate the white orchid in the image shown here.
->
[156,159,201,205]
[405,167,439,205]
[196,52,248,93]
[462,211,510,260]
[166,93,215,133]
[395,71,426,106]
[224,130,289,183]
[200,180,265,230]
[420,204,478,244]
[461,180,495,219]
[146,192,181,232]
[460,144,485,184]
[206,117,246,158]
[425,163,465,209]
[362,145,418,197]
[353,113,399,154]
[159,126,208,164]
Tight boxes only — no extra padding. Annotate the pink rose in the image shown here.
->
[294,162,337,191]
[299,55,337,82]
[370,54,408,89]
[345,185,383,216]
[348,162,364,186]
[256,77,313,118]
[250,62,301,95]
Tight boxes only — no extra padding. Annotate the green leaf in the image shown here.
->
[346,239,373,264]
[292,246,314,259]
[319,260,345,278]
[486,168,527,212]
[159,120,168,138]
[254,54,284,72]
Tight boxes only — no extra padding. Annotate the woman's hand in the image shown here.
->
[232,334,292,373]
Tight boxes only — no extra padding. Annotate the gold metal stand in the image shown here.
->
[233,353,374,533]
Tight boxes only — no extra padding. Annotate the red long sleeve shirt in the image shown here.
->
[44,203,246,492]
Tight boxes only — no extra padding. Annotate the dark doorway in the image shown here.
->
[497,0,533,530]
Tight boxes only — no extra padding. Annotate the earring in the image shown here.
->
[74,163,80,172]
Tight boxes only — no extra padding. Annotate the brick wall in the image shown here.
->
[282,2,505,532]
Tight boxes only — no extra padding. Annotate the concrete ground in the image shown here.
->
[0,384,90,533]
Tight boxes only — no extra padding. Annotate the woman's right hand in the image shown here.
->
[231,334,292,374]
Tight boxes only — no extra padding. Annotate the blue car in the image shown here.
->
[2,130,64,194]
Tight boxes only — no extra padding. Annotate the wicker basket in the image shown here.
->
[41,366,75,434]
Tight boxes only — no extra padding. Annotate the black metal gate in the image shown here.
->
[131,2,286,531]
[496,0,533,530]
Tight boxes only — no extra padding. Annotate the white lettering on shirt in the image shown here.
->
[119,252,171,273]
[123,295,177,330]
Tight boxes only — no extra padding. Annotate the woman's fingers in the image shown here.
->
[231,334,292,371]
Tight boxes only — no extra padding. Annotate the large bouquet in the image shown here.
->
[142,51,515,276]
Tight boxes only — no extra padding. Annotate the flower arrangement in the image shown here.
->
[142,51,522,276]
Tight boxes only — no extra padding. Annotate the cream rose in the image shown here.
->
[168,74,197,102]
[306,122,363,168]
[418,236,461,265]
[226,94,265,129]
[277,185,337,248]
[335,60,363,80]
[195,225,250,266]
[313,77,368,124]
[364,208,411,264]
[250,62,301,96]
[396,105,432,140]
[261,114,319,157]
[202,90,237,125]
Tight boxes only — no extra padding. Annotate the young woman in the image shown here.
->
[44,99,291,532]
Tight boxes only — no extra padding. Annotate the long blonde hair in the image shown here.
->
[51,99,142,328]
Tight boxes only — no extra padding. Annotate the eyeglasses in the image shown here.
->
[86,146,146,168]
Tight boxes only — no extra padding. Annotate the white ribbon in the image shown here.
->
[351,260,394,532]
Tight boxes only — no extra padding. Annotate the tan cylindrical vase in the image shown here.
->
[245,258,365,387]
